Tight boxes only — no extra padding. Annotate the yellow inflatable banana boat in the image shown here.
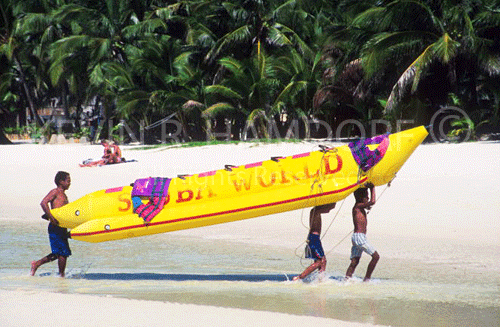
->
[52,126,428,243]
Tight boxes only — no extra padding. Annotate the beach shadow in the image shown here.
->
[76,272,293,282]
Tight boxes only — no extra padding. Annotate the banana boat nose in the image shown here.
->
[50,186,134,229]
[368,125,428,186]
[50,194,94,229]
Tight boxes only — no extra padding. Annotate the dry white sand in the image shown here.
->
[0,289,369,327]
[1,139,499,326]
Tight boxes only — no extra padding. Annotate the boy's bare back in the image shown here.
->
[310,203,336,234]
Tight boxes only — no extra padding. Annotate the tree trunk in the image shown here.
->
[62,82,71,118]
[13,53,43,126]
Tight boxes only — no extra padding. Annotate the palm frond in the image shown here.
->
[13,13,52,37]
[182,100,204,111]
[274,80,308,104]
[122,18,168,38]
[218,57,244,76]
[257,41,266,80]
[274,0,302,19]
[202,102,237,118]
[273,55,293,76]
[475,7,500,25]
[89,62,134,89]
[386,32,459,114]
[151,90,192,109]
[385,0,443,34]
[247,108,267,121]
[385,43,435,113]
[94,38,113,61]
[48,56,65,86]
[116,90,151,119]
[481,54,500,76]
[362,31,437,77]
[432,33,460,64]
[275,24,314,60]
[50,35,91,59]
[352,7,385,30]
[205,85,243,100]
[173,52,197,81]
[266,25,293,47]
[0,72,15,96]
[204,25,252,63]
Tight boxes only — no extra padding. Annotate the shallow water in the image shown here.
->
[1,220,499,326]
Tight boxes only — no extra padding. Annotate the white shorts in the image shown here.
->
[350,233,376,259]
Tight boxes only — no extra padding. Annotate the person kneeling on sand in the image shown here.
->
[108,141,123,163]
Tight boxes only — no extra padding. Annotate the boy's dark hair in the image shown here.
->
[55,171,70,186]
[354,187,368,202]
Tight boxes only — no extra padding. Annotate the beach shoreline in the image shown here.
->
[1,141,499,326]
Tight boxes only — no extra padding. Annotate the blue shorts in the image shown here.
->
[350,233,376,259]
[305,233,325,260]
[48,224,71,257]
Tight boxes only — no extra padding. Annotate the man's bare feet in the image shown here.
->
[30,261,38,276]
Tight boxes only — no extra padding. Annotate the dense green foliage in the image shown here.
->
[1,0,499,143]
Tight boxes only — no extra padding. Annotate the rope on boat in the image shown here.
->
[295,141,395,264]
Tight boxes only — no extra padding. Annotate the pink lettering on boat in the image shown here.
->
[292,152,310,159]
[105,187,123,193]
[199,171,216,177]
[245,162,262,169]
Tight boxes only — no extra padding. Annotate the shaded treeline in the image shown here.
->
[1,0,499,144]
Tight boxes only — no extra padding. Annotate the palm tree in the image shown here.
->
[313,57,375,136]
[112,3,206,142]
[353,0,500,128]
[0,0,57,128]
[15,2,86,126]
[6,0,498,143]
[311,1,384,136]
[199,0,324,139]
[467,1,500,132]
[46,0,155,135]
[273,47,325,138]
[374,1,460,116]
[317,0,500,137]
[204,42,302,140]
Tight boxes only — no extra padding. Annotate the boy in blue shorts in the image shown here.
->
[293,202,336,281]
[345,183,380,281]
[31,171,72,277]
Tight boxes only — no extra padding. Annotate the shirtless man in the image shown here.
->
[80,140,113,167]
[31,171,72,277]
[293,202,336,281]
[100,139,113,164]
[345,183,380,281]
